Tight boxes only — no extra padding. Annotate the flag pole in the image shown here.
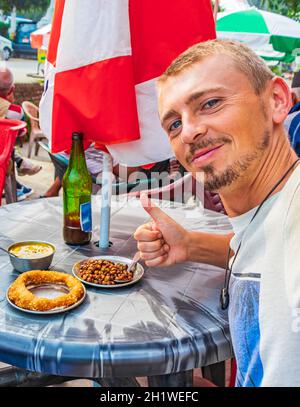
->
[99,152,113,248]
[213,0,219,21]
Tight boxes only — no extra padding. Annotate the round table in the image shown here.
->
[0,196,232,386]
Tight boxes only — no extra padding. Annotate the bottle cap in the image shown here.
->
[72,132,83,141]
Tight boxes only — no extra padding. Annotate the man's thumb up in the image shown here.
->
[140,193,171,226]
[137,194,189,267]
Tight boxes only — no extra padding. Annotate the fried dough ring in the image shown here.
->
[8,270,85,311]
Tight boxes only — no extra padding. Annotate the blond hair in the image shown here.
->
[158,39,274,95]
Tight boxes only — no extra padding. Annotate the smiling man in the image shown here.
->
[134,40,300,387]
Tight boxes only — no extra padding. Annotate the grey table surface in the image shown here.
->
[0,196,233,379]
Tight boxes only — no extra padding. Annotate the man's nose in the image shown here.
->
[180,118,207,144]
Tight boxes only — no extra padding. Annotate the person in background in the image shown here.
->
[285,70,300,156]
[42,146,118,197]
[0,66,42,201]
[42,146,185,198]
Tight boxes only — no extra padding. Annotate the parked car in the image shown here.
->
[12,20,38,58]
[0,35,13,60]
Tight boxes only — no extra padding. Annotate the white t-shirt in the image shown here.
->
[228,163,300,387]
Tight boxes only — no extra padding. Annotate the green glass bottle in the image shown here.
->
[63,132,92,245]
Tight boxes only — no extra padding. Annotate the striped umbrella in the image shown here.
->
[217,8,300,61]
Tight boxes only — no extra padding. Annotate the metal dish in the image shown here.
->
[6,282,86,315]
[7,241,56,273]
[72,255,144,289]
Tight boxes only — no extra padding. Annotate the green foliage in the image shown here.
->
[0,1,50,20]
[270,64,283,76]
[248,0,300,20]
[0,20,8,37]
[0,1,50,25]
[0,1,49,12]
[269,61,295,77]
[17,7,48,21]
[211,0,225,12]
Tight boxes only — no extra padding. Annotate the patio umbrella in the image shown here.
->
[217,8,300,61]
[40,0,216,247]
[30,24,51,50]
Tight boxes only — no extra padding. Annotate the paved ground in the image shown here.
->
[1,57,40,84]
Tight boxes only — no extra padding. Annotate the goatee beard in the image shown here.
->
[203,130,270,192]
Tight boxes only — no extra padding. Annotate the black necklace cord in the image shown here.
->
[220,158,300,310]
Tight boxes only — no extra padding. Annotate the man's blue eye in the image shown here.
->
[203,99,219,109]
[169,120,182,132]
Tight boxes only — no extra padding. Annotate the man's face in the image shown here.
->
[158,55,272,192]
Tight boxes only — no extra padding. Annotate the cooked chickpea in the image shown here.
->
[78,259,133,285]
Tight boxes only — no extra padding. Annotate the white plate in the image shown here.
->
[72,255,144,289]
[6,283,86,315]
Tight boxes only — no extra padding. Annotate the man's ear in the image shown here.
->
[270,76,292,124]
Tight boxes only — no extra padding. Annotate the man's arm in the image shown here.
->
[187,231,233,269]
[113,164,144,180]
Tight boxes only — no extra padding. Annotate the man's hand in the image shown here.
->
[134,194,190,267]
[204,191,225,214]
[135,194,233,269]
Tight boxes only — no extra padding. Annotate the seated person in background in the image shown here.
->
[43,145,117,197]
[0,66,42,200]
[43,146,183,197]
[115,156,185,187]
[44,143,224,213]
[44,146,224,213]
[285,70,300,156]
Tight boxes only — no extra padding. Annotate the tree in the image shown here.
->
[0,1,49,13]
[248,0,300,19]
[0,0,50,24]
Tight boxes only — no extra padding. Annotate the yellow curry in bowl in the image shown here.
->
[9,243,55,259]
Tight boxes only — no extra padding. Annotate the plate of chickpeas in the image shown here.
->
[72,256,144,288]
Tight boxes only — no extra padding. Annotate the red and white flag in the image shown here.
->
[40,0,215,166]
